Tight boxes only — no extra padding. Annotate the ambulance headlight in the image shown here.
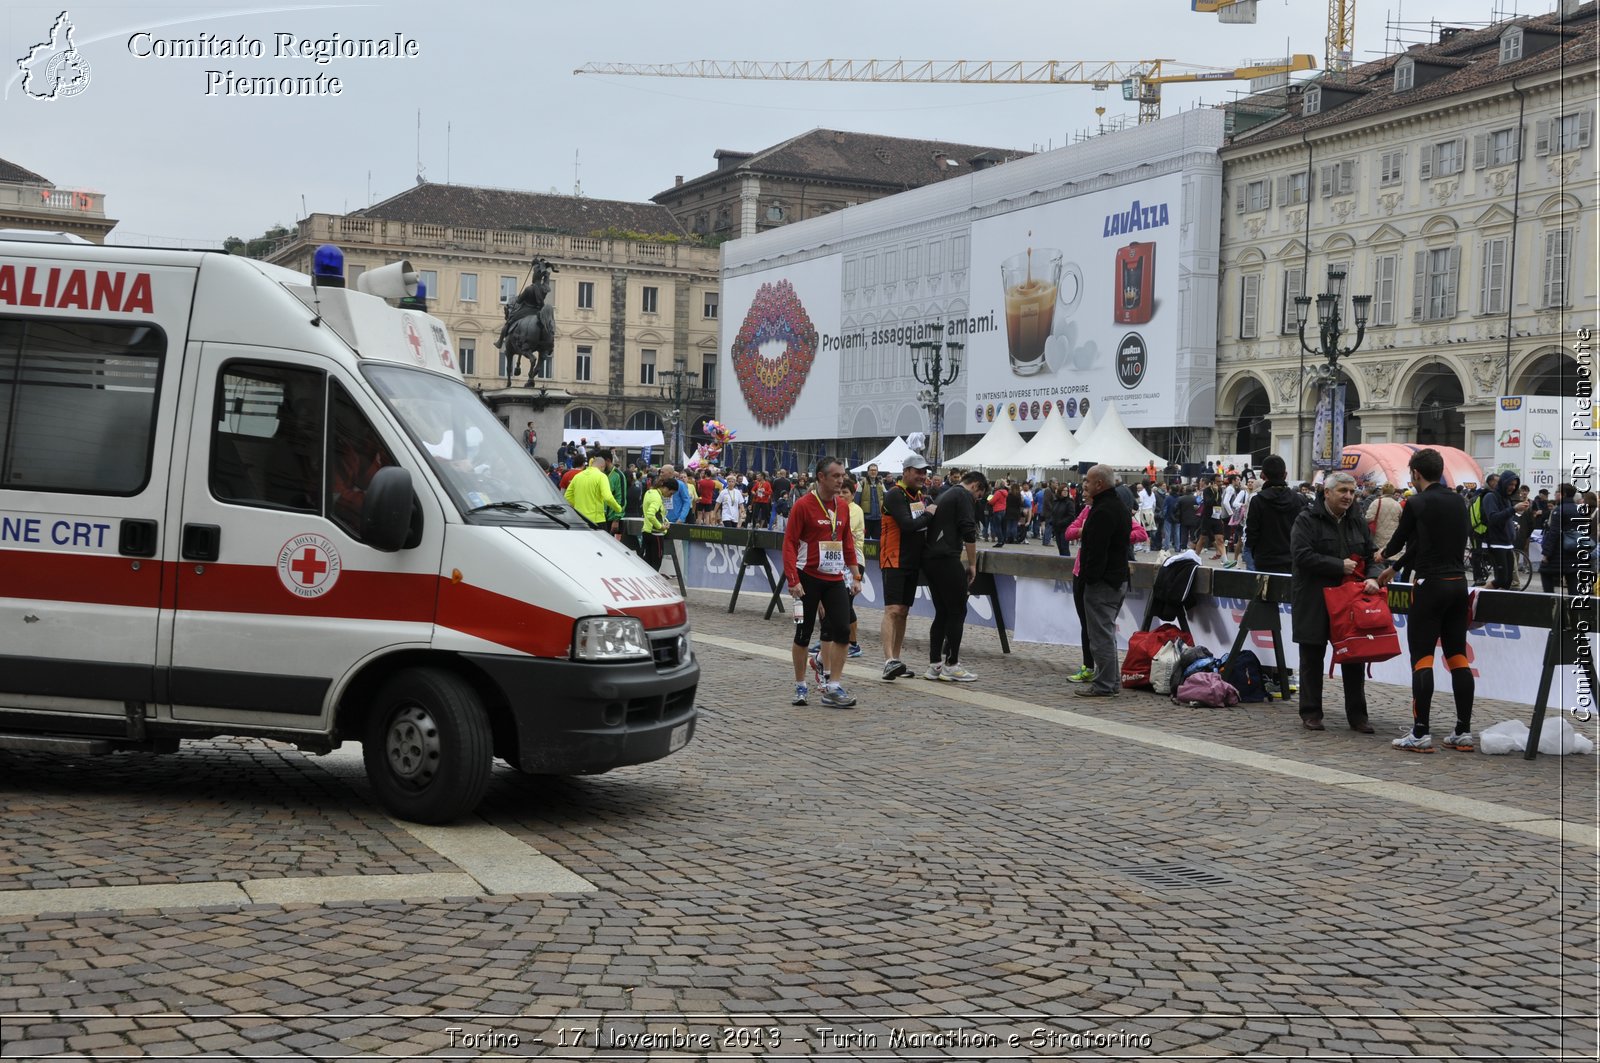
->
[572,616,651,662]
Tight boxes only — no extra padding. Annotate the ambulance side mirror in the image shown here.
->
[362,466,416,552]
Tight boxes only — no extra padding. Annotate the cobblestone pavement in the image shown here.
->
[1,586,1594,1060]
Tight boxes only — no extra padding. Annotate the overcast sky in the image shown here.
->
[4,0,1548,246]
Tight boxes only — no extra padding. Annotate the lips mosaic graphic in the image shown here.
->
[732,279,819,428]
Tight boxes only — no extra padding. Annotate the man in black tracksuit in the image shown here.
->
[1245,454,1304,574]
[920,471,983,681]
[1378,446,1475,753]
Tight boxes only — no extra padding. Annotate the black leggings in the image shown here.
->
[1073,576,1093,670]
[1406,575,1474,736]
[923,556,969,666]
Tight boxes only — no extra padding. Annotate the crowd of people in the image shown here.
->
[534,439,1594,746]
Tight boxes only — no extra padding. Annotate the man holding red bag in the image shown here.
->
[1290,471,1388,733]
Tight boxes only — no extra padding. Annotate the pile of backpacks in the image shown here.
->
[1119,623,1268,708]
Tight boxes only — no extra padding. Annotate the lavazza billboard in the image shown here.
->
[720,110,1224,444]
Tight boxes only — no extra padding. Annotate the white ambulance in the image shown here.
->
[0,235,698,823]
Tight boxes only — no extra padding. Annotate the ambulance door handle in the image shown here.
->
[181,524,221,563]
[119,519,158,558]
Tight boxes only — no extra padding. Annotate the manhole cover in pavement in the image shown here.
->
[1113,863,1233,890]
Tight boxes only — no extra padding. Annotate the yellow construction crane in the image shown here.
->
[575,55,1318,125]
[1198,0,1356,76]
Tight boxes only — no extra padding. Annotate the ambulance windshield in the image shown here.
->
[366,365,571,518]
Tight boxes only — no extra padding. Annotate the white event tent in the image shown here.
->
[942,415,1028,471]
[1010,410,1080,479]
[851,437,924,476]
[1068,404,1167,469]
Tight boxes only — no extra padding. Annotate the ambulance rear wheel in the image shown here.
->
[363,668,492,824]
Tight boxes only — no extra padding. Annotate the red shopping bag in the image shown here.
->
[1121,623,1192,688]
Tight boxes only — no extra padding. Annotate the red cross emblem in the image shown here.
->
[289,546,328,585]
[404,319,424,363]
[277,533,341,598]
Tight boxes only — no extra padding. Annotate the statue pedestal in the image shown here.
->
[482,384,572,465]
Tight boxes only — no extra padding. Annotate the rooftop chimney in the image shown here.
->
[675,175,683,187]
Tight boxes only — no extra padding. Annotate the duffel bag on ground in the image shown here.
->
[1172,672,1240,708]
[1176,644,1217,682]
[1121,623,1192,688]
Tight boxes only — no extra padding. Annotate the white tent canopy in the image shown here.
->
[1068,403,1167,468]
[943,416,1029,471]
[1010,410,1079,476]
[851,437,924,475]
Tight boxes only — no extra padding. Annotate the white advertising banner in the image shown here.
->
[1492,395,1597,493]
[965,173,1188,433]
[721,254,842,442]
[1014,581,1596,714]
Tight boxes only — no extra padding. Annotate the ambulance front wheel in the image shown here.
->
[363,668,493,824]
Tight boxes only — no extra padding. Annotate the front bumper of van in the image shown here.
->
[464,646,699,775]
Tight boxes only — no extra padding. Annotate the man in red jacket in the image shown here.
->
[783,456,861,709]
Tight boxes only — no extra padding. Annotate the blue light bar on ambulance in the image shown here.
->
[312,244,346,288]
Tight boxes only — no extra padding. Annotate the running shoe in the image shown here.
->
[1066,665,1094,684]
[1392,731,1435,753]
[808,652,827,686]
[1442,731,1475,752]
[882,659,909,681]
[923,664,943,681]
[792,682,808,706]
[939,664,978,682]
[820,682,857,708]
[848,643,863,658]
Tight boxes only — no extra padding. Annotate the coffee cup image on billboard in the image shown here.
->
[1115,242,1156,325]
[1001,248,1082,377]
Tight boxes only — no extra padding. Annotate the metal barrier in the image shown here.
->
[650,522,1596,760]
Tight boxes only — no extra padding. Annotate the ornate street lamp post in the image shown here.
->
[1293,268,1371,469]
[658,354,699,464]
[909,322,963,470]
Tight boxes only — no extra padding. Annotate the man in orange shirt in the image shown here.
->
[878,456,937,680]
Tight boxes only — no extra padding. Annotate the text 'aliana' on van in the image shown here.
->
[0,235,698,824]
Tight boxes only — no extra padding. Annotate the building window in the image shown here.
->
[1476,127,1520,168]
[1372,254,1398,326]
[1543,228,1572,308]
[1421,139,1464,179]
[1302,86,1321,115]
[577,280,595,310]
[703,292,719,319]
[641,286,659,314]
[1479,237,1508,315]
[1319,159,1355,197]
[627,410,663,432]
[1394,58,1414,91]
[460,273,478,303]
[640,348,657,386]
[418,270,438,301]
[1280,171,1309,205]
[458,338,476,376]
[500,276,518,304]
[575,345,593,382]
[498,348,514,380]
[1413,247,1460,321]
[701,355,716,392]
[1239,273,1261,339]
[1539,111,1595,155]
[1379,150,1405,186]
[1245,179,1270,212]
[1280,267,1304,333]
[565,407,603,432]
[1500,27,1523,64]
[535,352,552,380]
